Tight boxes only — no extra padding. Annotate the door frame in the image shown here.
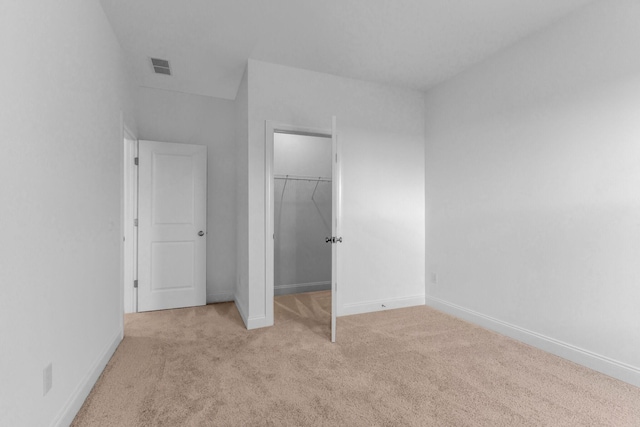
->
[264,121,335,333]
[122,126,138,314]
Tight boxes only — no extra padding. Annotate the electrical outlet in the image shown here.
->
[431,272,438,284]
[43,363,52,396]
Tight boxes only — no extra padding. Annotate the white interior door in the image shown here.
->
[331,116,341,342]
[138,140,207,312]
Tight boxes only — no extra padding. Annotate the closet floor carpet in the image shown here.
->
[72,291,640,426]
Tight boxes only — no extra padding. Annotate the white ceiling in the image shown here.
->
[100,0,594,100]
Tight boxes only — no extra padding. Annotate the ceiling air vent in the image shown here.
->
[150,58,171,76]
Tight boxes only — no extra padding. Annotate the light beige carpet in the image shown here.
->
[73,291,640,426]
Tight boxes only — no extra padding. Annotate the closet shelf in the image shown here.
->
[274,174,331,182]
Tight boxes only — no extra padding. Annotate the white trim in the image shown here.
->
[426,296,640,388]
[129,131,138,314]
[119,113,126,327]
[120,117,137,319]
[340,294,426,317]
[122,132,138,314]
[50,329,123,427]
[265,121,274,327]
[207,291,235,303]
[234,292,249,328]
[274,281,331,296]
[265,121,333,330]
[246,315,271,330]
[235,292,271,330]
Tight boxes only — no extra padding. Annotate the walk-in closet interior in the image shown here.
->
[273,132,332,296]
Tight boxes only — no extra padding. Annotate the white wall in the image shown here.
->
[134,87,237,304]
[0,1,136,425]
[274,134,332,294]
[274,133,332,178]
[424,0,640,386]
[240,59,425,327]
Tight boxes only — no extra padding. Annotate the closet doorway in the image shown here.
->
[265,119,341,342]
[274,133,332,296]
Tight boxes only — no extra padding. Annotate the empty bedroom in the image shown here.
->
[1,0,639,426]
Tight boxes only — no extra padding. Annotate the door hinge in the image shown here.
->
[134,157,139,166]
[133,279,138,288]
[134,218,138,227]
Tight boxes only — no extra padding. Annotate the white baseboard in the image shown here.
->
[207,291,235,303]
[246,315,272,330]
[339,294,425,317]
[233,292,272,330]
[51,328,123,427]
[426,296,640,388]
[234,292,249,329]
[274,281,330,296]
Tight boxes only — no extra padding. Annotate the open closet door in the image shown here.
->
[331,116,341,342]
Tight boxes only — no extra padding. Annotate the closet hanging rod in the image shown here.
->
[274,174,331,182]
